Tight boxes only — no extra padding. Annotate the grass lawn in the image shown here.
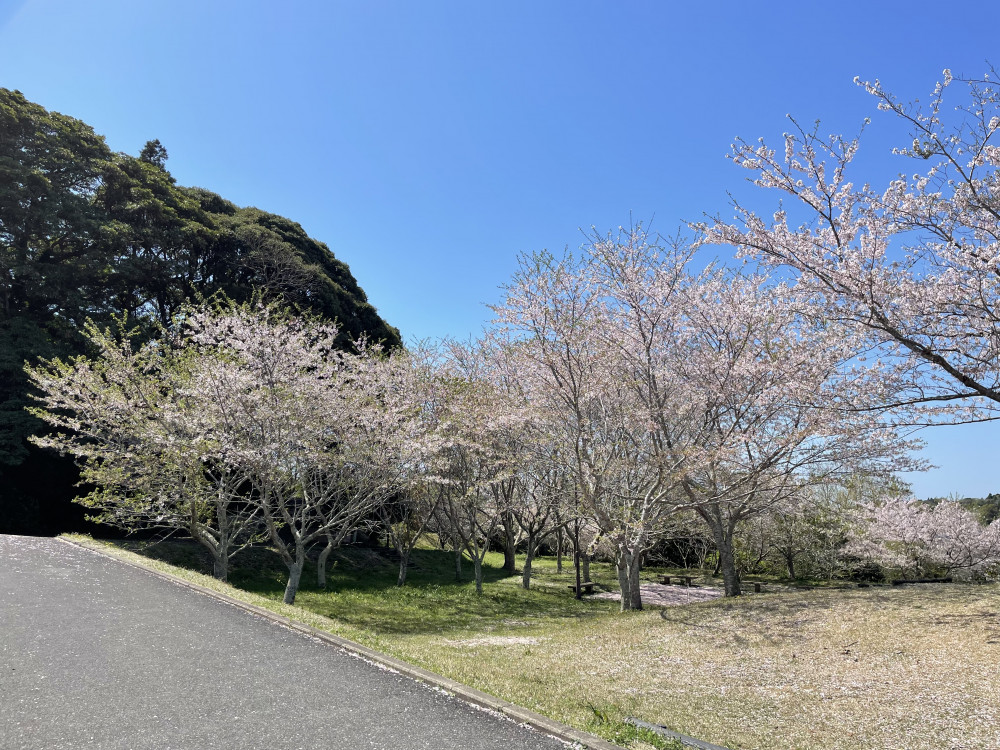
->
[70,536,1000,750]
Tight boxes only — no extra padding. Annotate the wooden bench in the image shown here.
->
[657,575,694,587]
[568,582,596,595]
[891,577,953,586]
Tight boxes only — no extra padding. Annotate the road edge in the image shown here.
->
[56,536,623,750]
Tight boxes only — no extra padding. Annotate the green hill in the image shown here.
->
[0,88,400,533]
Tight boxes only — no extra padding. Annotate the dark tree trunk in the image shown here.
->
[473,554,483,594]
[397,548,410,586]
[317,532,335,588]
[212,553,228,582]
[697,505,741,596]
[502,511,517,574]
[616,548,643,611]
[521,531,536,590]
[283,553,305,605]
[556,528,564,573]
[717,539,741,596]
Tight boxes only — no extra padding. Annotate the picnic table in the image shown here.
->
[657,575,694,587]
[891,577,953,585]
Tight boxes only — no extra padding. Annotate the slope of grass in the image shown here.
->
[123,539,625,637]
[70,535,1000,750]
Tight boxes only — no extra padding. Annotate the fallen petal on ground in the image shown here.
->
[590,582,723,606]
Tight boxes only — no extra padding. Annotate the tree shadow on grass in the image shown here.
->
[656,584,1000,648]
[108,538,620,636]
[656,588,860,646]
[300,583,618,636]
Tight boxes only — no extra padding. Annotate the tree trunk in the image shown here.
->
[191,524,228,582]
[317,533,335,588]
[717,539,741,596]
[453,544,463,581]
[212,552,228,582]
[556,528,564,573]
[784,552,796,580]
[214,500,231,582]
[629,552,642,608]
[397,549,410,586]
[521,532,536,590]
[701,516,741,597]
[698,504,742,595]
[283,555,305,605]
[473,554,483,594]
[502,511,517,574]
[616,548,643,611]
[582,553,591,583]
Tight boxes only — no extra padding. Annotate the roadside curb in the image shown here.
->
[627,718,732,750]
[57,536,622,750]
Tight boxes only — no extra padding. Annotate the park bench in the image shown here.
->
[657,575,694,586]
[568,582,596,595]
[891,577,953,586]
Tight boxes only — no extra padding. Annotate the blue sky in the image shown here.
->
[3,0,999,499]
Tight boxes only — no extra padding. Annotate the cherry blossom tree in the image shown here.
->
[666,272,921,595]
[757,489,852,580]
[709,67,1000,425]
[27,317,263,581]
[461,337,576,591]
[494,233,710,609]
[182,305,417,604]
[851,497,1000,579]
[425,341,527,595]
[174,304,343,602]
[29,302,417,602]
[374,344,450,587]
[509,463,572,590]
[495,228,919,601]
[381,482,440,587]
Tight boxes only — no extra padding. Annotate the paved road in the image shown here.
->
[0,535,569,750]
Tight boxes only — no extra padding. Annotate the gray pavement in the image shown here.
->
[0,535,570,750]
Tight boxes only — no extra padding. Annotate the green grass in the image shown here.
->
[116,539,624,638]
[69,535,1000,750]
[585,705,685,750]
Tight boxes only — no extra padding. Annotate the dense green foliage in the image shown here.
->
[921,494,1000,524]
[930,494,1000,525]
[0,88,399,533]
[961,495,1000,525]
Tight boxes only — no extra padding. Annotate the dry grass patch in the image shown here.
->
[382,585,1000,750]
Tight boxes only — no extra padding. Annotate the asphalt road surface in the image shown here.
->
[0,535,570,750]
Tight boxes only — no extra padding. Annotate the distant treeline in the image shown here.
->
[928,495,1000,526]
[0,88,400,535]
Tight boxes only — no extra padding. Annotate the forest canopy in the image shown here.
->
[0,87,400,533]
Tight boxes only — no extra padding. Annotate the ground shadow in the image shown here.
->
[108,537,622,636]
